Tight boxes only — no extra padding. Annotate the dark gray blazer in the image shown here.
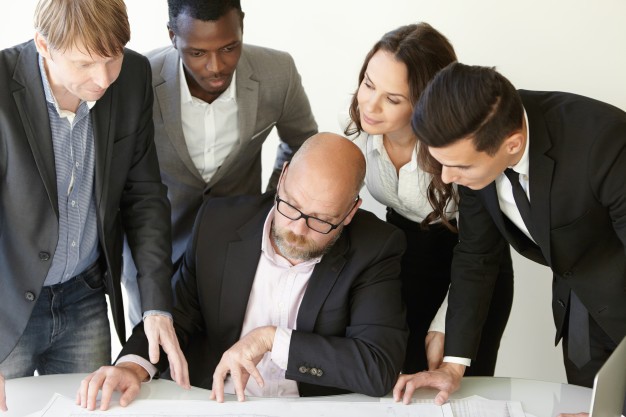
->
[445,90,626,360]
[0,40,173,361]
[122,194,409,397]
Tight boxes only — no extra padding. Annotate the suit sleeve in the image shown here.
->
[445,186,510,359]
[119,200,207,373]
[266,53,318,192]
[285,227,408,397]
[589,119,626,253]
[119,54,173,314]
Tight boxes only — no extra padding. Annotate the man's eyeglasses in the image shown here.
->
[274,193,359,235]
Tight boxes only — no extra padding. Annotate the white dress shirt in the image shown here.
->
[351,131,457,223]
[179,61,239,183]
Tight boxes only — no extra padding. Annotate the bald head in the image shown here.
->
[289,132,365,201]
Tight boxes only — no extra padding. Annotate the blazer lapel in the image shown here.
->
[92,81,115,209]
[218,205,267,343]
[12,43,58,217]
[296,232,349,333]
[524,99,554,266]
[155,49,204,182]
[206,48,259,190]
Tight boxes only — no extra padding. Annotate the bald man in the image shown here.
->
[77,133,408,410]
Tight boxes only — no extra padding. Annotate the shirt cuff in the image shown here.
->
[428,290,448,334]
[142,310,173,321]
[116,354,158,382]
[270,327,292,370]
[443,356,472,367]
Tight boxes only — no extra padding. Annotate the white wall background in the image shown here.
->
[4,0,626,384]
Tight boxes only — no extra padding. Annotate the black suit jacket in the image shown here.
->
[445,90,626,359]
[122,194,408,397]
[0,41,173,361]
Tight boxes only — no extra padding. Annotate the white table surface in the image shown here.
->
[4,374,591,417]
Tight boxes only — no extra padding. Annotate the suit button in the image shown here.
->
[25,291,36,301]
[558,299,565,307]
[298,366,309,374]
[563,271,572,278]
[316,369,323,377]
[310,368,318,376]
[39,252,51,261]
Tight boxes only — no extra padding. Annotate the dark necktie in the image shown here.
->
[504,169,590,368]
[503,168,535,239]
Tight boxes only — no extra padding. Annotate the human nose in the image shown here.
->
[92,65,115,89]
[205,52,224,74]
[289,216,310,236]
[440,166,457,184]
[363,92,381,113]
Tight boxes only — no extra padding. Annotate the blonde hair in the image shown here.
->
[34,0,130,57]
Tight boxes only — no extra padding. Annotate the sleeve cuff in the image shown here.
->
[116,354,159,382]
[142,310,173,321]
[270,327,292,370]
[443,356,472,367]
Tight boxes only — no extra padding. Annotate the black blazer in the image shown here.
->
[0,41,173,361]
[445,90,626,359]
[122,194,408,397]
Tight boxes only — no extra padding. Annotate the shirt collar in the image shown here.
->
[38,55,96,118]
[370,133,418,171]
[261,207,322,268]
[509,109,530,177]
[178,59,237,105]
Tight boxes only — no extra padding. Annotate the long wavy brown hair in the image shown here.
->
[344,22,458,231]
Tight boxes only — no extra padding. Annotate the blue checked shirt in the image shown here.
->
[39,56,100,286]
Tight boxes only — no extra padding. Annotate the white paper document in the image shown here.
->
[33,393,454,417]
[381,395,525,417]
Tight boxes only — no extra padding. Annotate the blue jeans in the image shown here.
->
[0,263,111,378]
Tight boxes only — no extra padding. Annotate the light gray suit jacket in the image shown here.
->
[131,44,317,268]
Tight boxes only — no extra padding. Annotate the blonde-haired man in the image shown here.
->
[0,0,188,411]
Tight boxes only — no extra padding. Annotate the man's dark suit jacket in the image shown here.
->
[122,194,409,397]
[445,90,626,360]
[0,40,173,361]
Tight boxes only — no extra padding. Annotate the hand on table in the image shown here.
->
[0,372,7,412]
[425,331,445,371]
[76,363,147,411]
[393,362,465,405]
[210,326,276,403]
[143,314,190,389]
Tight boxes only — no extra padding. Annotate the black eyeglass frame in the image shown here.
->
[274,193,359,234]
[274,162,360,235]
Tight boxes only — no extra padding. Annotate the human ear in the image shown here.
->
[34,32,52,59]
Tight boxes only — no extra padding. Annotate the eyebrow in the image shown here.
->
[183,40,241,53]
[281,186,339,221]
[443,163,472,169]
[364,72,409,100]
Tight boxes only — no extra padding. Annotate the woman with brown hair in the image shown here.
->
[344,22,514,375]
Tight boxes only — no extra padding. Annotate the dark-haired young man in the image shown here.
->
[393,63,626,414]
[122,0,318,325]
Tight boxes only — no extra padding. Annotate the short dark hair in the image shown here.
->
[345,22,457,137]
[167,0,243,33]
[413,63,524,156]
